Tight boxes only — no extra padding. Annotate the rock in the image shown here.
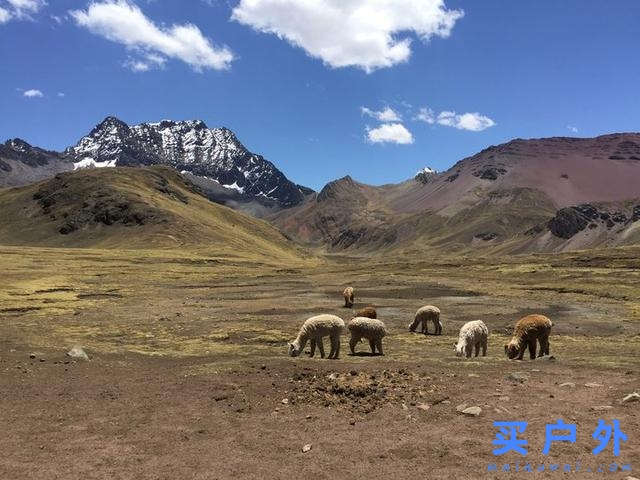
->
[498,396,510,402]
[559,382,575,388]
[506,372,529,383]
[281,398,289,405]
[302,444,312,453]
[29,353,36,359]
[350,370,358,376]
[455,403,468,412]
[327,373,339,380]
[584,382,604,388]
[535,355,556,362]
[66,346,89,361]
[416,403,430,411]
[462,406,482,416]
[349,418,356,425]
[591,406,613,411]
[468,373,480,377]
[622,392,640,403]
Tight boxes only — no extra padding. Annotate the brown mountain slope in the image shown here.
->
[0,166,309,262]
[271,133,640,253]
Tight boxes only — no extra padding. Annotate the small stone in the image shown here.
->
[559,382,575,388]
[622,392,640,403]
[39,358,45,363]
[260,365,266,370]
[29,353,36,359]
[281,398,289,405]
[456,403,468,412]
[462,406,482,416]
[506,372,529,383]
[66,346,89,361]
[350,370,358,376]
[306,415,312,419]
[498,396,510,402]
[591,406,613,411]
[327,373,339,380]
[349,418,356,425]
[302,444,312,453]
[416,403,430,411]
[402,403,408,411]
[468,373,479,377]
[441,400,450,404]
[585,382,604,388]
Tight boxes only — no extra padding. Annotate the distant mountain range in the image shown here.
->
[0,116,311,210]
[271,133,640,253]
[3,120,640,254]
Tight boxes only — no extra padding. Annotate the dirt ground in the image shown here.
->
[0,246,639,479]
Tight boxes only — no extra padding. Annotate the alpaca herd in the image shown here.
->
[287,286,554,360]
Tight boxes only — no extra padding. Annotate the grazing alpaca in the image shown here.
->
[455,320,489,358]
[288,314,344,359]
[343,287,355,308]
[409,305,442,335]
[353,306,377,319]
[504,314,553,360]
[348,317,388,356]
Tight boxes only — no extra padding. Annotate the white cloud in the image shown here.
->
[414,107,436,124]
[23,89,44,98]
[124,52,166,72]
[567,125,578,133]
[361,106,402,122]
[57,92,65,97]
[366,123,414,145]
[0,7,10,23]
[436,111,495,131]
[70,0,234,72]
[5,0,45,19]
[232,0,463,72]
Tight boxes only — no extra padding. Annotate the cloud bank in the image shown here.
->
[231,0,463,72]
[70,0,234,72]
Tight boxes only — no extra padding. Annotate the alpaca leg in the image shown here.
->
[349,335,359,355]
[317,338,325,358]
[376,338,384,356]
[528,339,537,360]
[538,335,549,357]
[368,338,376,354]
[435,319,442,335]
[543,336,550,356]
[482,338,488,356]
[474,342,480,357]
[517,343,526,360]
[328,337,336,359]
[465,343,473,358]
[309,339,316,357]
[333,335,340,359]
[422,319,428,335]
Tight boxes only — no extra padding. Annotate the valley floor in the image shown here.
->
[0,246,639,479]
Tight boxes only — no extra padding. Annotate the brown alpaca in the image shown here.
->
[343,287,354,308]
[504,314,553,360]
[354,306,376,319]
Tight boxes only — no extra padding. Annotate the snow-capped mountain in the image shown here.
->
[414,166,439,184]
[66,116,307,207]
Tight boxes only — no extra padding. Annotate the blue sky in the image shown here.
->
[1,0,639,190]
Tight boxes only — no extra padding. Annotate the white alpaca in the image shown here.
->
[409,305,442,335]
[288,314,344,359]
[348,317,388,356]
[455,320,489,358]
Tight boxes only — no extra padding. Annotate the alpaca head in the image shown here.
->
[288,342,301,357]
[504,342,520,359]
[454,342,464,357]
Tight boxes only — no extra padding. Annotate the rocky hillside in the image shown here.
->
[0,139,72,188]
[272,133,640,254]
[0,166,308,261]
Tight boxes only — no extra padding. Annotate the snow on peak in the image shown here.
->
[416,166,437,175]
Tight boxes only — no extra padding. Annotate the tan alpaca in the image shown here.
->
[409,305,442,335]
[348,317,388,356]
[288,314,344,359]
[504,314,553,360]
[343,286,355,308]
